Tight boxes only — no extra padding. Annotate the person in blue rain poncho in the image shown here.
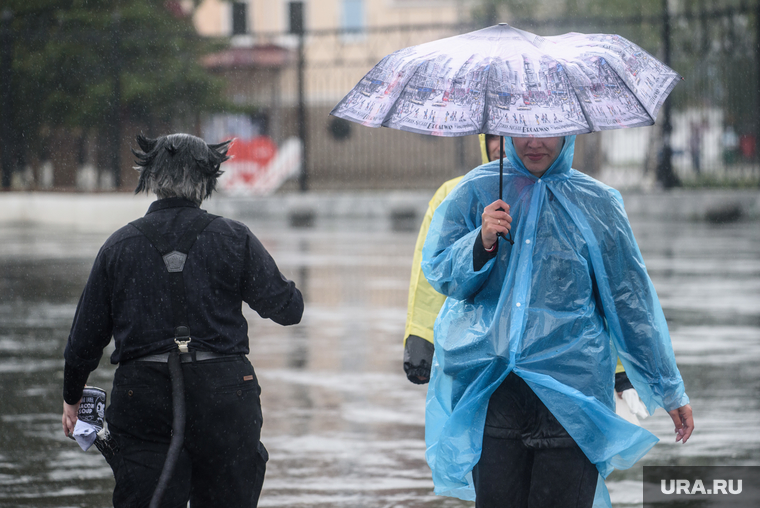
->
[421,135,694,508]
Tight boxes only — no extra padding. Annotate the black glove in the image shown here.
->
[614,371,634,393]
[403,335,434,384]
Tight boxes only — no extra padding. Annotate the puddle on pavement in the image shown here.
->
[0,215,758,507]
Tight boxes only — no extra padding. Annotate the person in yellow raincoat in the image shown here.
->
[403,135,650,427]
[402,135,497,383]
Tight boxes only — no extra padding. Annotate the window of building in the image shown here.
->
[288,1,304,35]
[342,0,364,33]
[232,2,248,35]
[341,0,365,42]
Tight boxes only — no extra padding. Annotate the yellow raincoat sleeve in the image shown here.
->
[404,176,464,347]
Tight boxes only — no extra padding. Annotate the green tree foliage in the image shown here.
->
[3,0,225,159]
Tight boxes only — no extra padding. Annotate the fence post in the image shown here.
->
[0,9,14,190]
[657,0,680,189]
[109,11,122,189]
[456,136,466,174]
[296,17,308,192]
[755,0,760,168]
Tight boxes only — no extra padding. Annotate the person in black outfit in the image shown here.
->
[61,133,303,507]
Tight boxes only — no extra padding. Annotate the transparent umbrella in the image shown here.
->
[330,23,681,138]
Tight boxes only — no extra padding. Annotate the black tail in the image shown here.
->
[149,350,186,508]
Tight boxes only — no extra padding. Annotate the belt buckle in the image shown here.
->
[174,326,191,353]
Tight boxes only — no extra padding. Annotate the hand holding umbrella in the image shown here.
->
[481,200,511,249]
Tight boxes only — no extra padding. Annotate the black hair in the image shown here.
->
[132,133,232,204]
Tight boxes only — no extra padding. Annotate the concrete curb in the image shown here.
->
[1,189,758,231]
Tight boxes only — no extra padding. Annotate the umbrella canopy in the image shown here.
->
[330,23,681,137]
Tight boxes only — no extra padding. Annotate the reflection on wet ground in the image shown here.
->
[0,212,758,507]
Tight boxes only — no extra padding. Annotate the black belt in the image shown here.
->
[135,351,239,363]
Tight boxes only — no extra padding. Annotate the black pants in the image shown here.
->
[102,355,267,508]
[472,373,598,508]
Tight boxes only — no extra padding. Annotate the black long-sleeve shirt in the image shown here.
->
[64,197,303,403]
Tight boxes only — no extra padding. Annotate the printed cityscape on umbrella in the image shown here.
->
[331,25,681,137]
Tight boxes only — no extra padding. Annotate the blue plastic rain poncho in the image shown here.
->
[421,136,689,505]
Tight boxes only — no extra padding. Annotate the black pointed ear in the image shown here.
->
[209,138,233,158]
[136,134,158,154]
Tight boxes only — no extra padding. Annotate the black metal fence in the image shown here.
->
[2,4,760,192]
[274,5,760,191]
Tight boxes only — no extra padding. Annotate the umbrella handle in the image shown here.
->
[499,135,503,201]
[495,209,515,245]
[496,136,514,245]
